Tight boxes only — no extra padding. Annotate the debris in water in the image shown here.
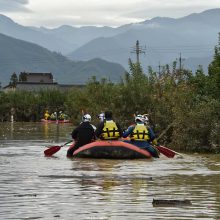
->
[14,194,37,197]
[152,199,192,207]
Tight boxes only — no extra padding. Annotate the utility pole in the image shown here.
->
[158,62,161,76]
[131,40,146,64]
[218,32,220,48]
[177,53,185,72]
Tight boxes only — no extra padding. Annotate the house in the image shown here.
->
[17,72,59,91]
[3,72,84,92]
[20,72,54,83]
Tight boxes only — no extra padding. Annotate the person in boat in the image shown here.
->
[63,113,69,120]
[142,114,158,146]
[50,112,57,120]
[98,112,105,122]
[122,115,159,158]
[95,111,123,140]
[58,111,67,120]
[67,114,96,157]
[44,110,50,120]
[58,111,63,120]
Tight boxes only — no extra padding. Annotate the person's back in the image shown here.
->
[67,114,95,157]
[95,111,122,140]
[123,115,159,158]
[50,112,57,120]
[58,111,64,120]
[72,121,95,146]
[130,123,150,141]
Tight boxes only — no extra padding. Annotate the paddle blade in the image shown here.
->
[156,145,176,158]
[44,146,61,156]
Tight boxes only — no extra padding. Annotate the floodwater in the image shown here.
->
[0,122,220,220]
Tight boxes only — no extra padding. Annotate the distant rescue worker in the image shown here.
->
[98,112,105,122]
[58,111,65,120]
[123,115,159,158]
[44,110,50,120]
[95,111,123,140]
[50,112,57,120]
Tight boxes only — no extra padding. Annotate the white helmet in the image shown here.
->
[143,114,149,124]
[82,114,91,122]
[135,114,144,123]
[98,113,105,122]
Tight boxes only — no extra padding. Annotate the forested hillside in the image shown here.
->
[0,33,125,86]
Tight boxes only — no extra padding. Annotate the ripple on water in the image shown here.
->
[0,123,220,219]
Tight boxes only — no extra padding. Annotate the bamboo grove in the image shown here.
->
[0,46,219,153]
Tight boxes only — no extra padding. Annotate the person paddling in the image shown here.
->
[95,111,123,140]
[122,115,159,158]
[67,114,96,157]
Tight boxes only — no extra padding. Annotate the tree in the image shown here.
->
[208,46,220,99]
[19,72,27,82]
[9,72,18,87]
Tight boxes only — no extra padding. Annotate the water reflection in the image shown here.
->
[0,122,73,142]
[43,122,49,139]
[0,123,220,219]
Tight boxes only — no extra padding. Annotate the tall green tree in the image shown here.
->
[9,72,18,87]
[208,46,220,99]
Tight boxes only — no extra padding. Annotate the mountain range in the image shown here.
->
[0,8,220,86]
[0,33,125,86]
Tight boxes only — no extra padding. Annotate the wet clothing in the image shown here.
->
[123,122,159,158]
[67,122,95,157]
[95,119,123,140]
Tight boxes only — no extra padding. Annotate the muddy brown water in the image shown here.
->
[0,122,220,220]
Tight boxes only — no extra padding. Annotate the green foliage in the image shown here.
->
[19,72,27,82]
[0,90,68,121]
[9,72,18,87]
[0,91,11,121]
[208,46,220,99]
[1,37,220,153]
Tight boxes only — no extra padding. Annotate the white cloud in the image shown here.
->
[1,0,220,27]
[0,0,30,12]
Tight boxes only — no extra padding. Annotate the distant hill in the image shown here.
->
[68,8,220,72]
[0,33,125,86]
[1,8,220,73]
[0,14,76,54]
[0,14,123,54]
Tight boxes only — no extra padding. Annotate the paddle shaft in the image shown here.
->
[154,123,183,158]
[156,123,174,142]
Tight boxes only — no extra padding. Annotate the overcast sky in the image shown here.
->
[0,0,220,28]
